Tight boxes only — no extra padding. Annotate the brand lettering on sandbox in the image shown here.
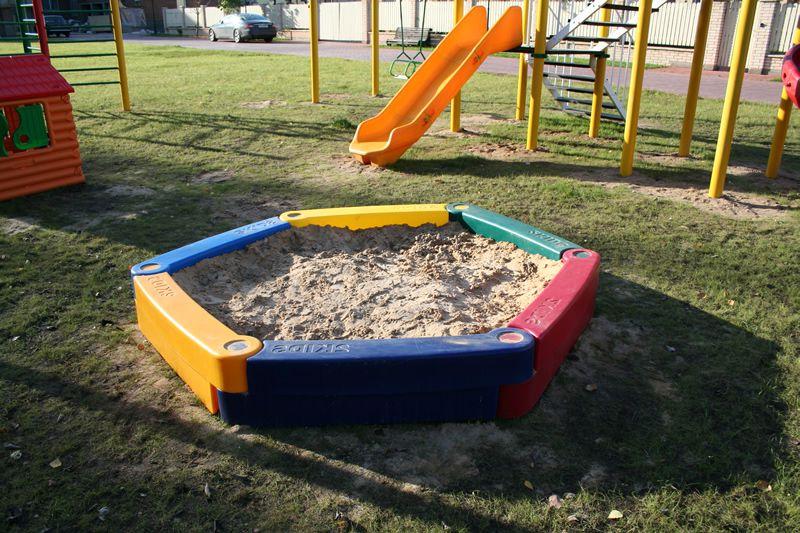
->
[527,228,568,248]
[234,218,281,235]
[522,297,561,326]
[149,277,175,297]
[270,343,351,354]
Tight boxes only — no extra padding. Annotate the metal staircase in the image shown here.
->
[535,0,670,123]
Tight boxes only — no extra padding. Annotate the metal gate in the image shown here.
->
[717,0,742,69]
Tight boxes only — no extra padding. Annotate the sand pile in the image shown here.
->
[174,224,562,340]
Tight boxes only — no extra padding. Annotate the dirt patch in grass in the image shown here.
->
[240,99,286,109]
[191,170,235,184]
[429,112,517,138]
[580,169,795,220]
[215,195,299,226]
[466,142,533,160]
[364,422,518,488]
[105,184,156,197]
[1,217,39,235]
[175,224,561,340]
[331,154,387,175]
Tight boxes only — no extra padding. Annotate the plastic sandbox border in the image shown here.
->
[130,203,600,424]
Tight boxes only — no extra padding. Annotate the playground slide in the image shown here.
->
[350,6,522,166]
[782,44,800,109]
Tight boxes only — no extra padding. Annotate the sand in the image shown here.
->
[174,224,562,340]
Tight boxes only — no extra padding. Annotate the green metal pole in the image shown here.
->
[15,0,32,54]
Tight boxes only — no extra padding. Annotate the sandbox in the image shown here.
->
[131,203,600,426]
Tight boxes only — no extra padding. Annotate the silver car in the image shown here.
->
[209,13,278,43]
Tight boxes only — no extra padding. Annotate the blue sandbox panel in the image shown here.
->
[218,387,500,426]
[130,217,291,276]
[446,203,579,260]
[217,329,536,426]
[246,328,535,395]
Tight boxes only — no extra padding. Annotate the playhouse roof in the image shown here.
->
[0,55,73,103]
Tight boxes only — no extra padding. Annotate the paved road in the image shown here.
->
[126,35,784,104]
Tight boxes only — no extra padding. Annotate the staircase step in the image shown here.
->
[553,86,597,94]
[604,3,660,12]
[544,60,593,68]
[548,49,609,56]
[583,20,637,28]
[566,108,625,121]
[560,35,624,43]
[555,96,616,109]
[544,72,597,82]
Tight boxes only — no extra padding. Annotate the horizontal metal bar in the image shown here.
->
[566,108,625,121]
[555,96,616,109]
[544,60,592,68]
[544,72,596,82]
[50,52,117,58]
[0,20,34,25]
[561,36,622,43]
[43,9,111,14]
[48,38,116,43]
[59,66,118,72]
[68,81,120,86]
[556,86,596,94]
[548,49,609,57]
[584,21,636,28]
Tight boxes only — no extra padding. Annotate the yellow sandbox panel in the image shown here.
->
[279,204,449,230]
[134,274,262,411]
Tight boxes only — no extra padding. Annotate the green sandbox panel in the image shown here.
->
[446,203,579,260]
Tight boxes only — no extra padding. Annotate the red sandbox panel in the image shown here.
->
[497,249,601,418]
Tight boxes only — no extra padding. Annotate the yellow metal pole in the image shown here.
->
[619,0,653,177]
[371,0,379,96]
[515,0,531,120]
[708,0,759,198]
[766,23,800,178]
[310,0,320,103]
[109,0,131,112]
[450,0,464,132]
[678,0,713,156]
[588,7,611,138]
[525,0,548,150]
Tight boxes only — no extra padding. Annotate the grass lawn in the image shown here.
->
[1,41,800,531]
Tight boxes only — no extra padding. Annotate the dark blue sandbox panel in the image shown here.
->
[218,387,500,426]
[131,217,290,276]
[217,328,536,426]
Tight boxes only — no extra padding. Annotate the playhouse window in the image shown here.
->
[0,103,51,158]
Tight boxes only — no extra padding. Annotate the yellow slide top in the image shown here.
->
[349,6,522,166]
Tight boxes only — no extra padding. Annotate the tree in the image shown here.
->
[218,0,243,14]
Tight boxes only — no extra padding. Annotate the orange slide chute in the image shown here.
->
[350,6,522,166]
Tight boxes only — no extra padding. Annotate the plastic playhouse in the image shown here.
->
[131,204,600,426]
[0,54,84,200]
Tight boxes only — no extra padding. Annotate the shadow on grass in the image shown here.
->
[0,272,786,529]
[70,109,363,161]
